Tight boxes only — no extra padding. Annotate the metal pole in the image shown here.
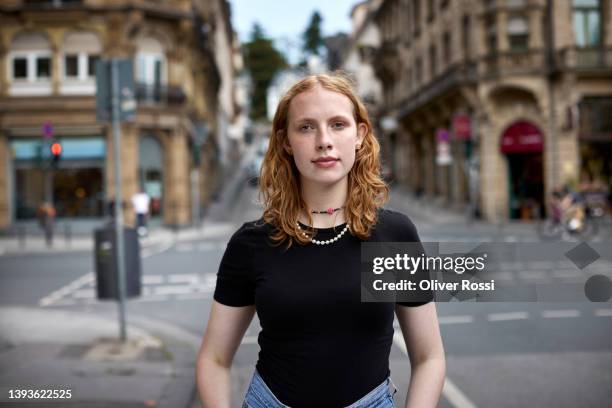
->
[546,0,558,190]
[191,168,200,227]
[111,59,128,342]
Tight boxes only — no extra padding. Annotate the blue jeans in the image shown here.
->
[242,369,397,407]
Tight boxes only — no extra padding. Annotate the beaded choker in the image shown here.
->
[310,206,345,215]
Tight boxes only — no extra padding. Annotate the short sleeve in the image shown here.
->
[394,212,434,308]
[213,224,255,307]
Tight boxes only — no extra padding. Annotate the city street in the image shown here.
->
[1,175,611,408]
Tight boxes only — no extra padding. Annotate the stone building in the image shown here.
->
[0,0,242,229]
[371,0,612,221]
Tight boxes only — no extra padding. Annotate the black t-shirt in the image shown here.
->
[213,208,432,407]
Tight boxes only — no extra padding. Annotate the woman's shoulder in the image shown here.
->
[228,217,272,245]
[375,207,420,241]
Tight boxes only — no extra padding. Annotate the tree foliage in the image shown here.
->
[243,23,287,120]
[302,11,324,57]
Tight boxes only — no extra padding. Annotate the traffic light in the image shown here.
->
[50,141,62,166]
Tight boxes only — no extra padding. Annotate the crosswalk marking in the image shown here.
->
[542,310,580,318]
[487,312,529,321]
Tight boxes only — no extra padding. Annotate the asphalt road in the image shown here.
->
[1,180,611,408]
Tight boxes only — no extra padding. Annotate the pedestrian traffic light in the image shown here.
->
[50,141,62,165]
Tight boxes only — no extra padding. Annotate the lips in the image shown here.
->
[312,157,339,163]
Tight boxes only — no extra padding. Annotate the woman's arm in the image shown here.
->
[196,300,256,407]
[395,302,446,408]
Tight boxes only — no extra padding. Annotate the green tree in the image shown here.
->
[302,11,324,57]
[243,23,287,120]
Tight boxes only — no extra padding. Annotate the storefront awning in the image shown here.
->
[500,121,543,154]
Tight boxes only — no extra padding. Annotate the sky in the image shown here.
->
[230,0,359,63]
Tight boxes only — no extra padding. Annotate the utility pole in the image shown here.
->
[111,58,128,342]
[546,0,559,190]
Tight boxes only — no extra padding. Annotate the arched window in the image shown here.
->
[8,32,52,95]
[60,31,102,94]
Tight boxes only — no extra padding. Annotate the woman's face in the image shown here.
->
[285,84,366,187]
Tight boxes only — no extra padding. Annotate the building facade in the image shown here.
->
[0,0,241,229]
[371,0,612,221]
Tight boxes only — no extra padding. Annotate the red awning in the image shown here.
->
[500,121,544,154]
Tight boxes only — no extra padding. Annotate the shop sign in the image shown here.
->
[500,121,543,154]
[453,114,471,140]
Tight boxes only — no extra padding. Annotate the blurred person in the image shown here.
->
[131,188,150,237]
[36,202,56,247]
[197,73,445,407]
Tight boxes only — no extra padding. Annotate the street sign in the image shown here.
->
[42,122,53,139]
[453,114,471,140]
[436,137,452,166]
[96,59,136,123]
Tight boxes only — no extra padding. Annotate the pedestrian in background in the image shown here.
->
[197,73,445,407]
[131,188,150,237]
[36,202,55,248]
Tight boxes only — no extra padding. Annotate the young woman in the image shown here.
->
[197,73,445,407]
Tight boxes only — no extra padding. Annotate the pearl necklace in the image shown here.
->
[296,222,350,245]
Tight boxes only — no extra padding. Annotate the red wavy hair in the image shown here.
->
[257,72,389,249]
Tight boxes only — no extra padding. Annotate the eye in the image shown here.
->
[299,123,314,132]
[332,122,346,130]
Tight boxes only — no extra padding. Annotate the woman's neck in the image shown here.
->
[298,177,348,229]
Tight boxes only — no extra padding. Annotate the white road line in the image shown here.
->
[594,309,612,317]
[551,269,582,278]
[542,309,580,318]
[518,270,548,280]
[487,312,529,321]
[175,293,211,301]
[39,271,94,307]
[72,289,95,299]
[241,335,259,345]
[393,331,477,408]
[137,295,169,302]
[141,240,174,258]
[438,315,474,324]
[152,285,194,296]
[168,274,199,284]
[142,275,164,284]
[527,261,555,269]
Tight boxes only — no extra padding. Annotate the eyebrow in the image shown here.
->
[293,115,352,123]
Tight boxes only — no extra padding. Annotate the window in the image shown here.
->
[485,15,497,54]
[443,31,452,65]
[136,37,166,86]
[88,55,99,77]
[64,54,79,77]
[508,16,529,50]
[12,57,27,79]
[462,15,471,59]
[429,44,437,76]
[572,0,601,47]
[413,0,421,35]
[61,32,102,82]
[427,0,435,22]
[36,56,51,78]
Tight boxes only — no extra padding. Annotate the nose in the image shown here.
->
[316,127,333,151]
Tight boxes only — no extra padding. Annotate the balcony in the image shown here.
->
[135,83,186,106]
[398,62,478,118]
[557,46,612,75]
[480,49,546,78]
[372,40,400,84]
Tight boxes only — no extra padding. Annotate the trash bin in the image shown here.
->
[94,227,141,300]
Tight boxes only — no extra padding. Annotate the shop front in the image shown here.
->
[500,121,545,220]
[10,137,106,220]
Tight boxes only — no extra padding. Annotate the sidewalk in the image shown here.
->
[0,306,198,407]
[0,221,236,256]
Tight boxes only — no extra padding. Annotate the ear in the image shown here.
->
[356,123,367,149]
